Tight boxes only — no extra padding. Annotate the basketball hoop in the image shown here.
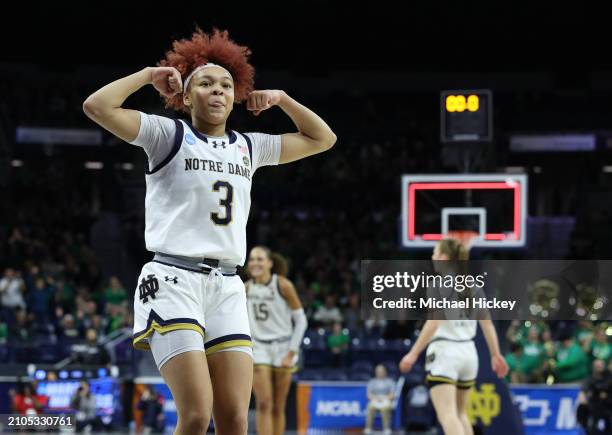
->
[446,230,479,250]
[402,174,527,248]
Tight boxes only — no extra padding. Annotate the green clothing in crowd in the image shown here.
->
[520,339,546,375]
[327,333,350,351]
[505,352,523,382]
[575,327,594,344]
[555,342,589,383]
[590,340,612,364]
[108,315,124,333]
[104,287,127,306]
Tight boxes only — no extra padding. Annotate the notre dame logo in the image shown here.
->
[139,274,159,304]
[426,353,436,364]
[243,156,250,166]
[467,383,501,426]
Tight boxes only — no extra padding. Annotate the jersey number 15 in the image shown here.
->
[253,302,269,321]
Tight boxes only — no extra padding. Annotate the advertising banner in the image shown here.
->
[296,380,402,431]
[512,385,580,435]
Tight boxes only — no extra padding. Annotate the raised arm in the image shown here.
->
[479,319,509,378]
[82,66,182,142]
[246,90,337,164]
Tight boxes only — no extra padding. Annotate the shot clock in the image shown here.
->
[440,90,492,143]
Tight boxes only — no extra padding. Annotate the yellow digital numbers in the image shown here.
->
[467,95,479,112]
[446,94,479,113]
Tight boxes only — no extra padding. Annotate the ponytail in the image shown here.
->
[436,238,470,276]
[434,238,475,316]
[270,252,289,277]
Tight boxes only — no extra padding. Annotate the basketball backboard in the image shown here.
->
[401,174,528,248]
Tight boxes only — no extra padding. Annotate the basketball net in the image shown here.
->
[446,230,479,250]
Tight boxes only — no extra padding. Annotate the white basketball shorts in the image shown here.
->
[132,261,251,355]
[425,339,478,389]
[252,339,298,372]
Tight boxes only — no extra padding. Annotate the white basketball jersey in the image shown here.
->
[143,119,262,265]
[247,274,292,341]
[432,319,477,341]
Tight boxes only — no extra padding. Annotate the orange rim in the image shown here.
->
[447,230,479,248]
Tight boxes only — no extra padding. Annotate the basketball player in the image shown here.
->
[246,246,307,435]
[399,239,509,435]
[82,28,336,435]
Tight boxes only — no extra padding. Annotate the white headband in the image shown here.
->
[183,62,233,91]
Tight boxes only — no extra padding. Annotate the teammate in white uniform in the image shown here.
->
[399,238,509,435]
[246,247,307,435]
[83,28,336,435]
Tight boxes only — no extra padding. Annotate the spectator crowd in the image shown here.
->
[504,319,611,384]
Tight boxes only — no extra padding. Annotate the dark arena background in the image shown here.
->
[1,2,611,434]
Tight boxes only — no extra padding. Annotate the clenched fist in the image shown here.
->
[246,90,285,116]
[150,67,183,97]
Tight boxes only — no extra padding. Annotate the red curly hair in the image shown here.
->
[159,28,255,113]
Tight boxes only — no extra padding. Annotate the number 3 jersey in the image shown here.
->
[130,112,281,266]
[246,274,292,342]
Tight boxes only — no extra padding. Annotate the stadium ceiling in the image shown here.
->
[2,2,607,73]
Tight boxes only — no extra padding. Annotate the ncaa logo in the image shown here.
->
[184,133,196,145]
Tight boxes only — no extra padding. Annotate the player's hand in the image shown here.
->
[399,351,418,373]
[246,90,284,116]
[281,351,296,368]
[491,353,509,378]
[150,67,183,98]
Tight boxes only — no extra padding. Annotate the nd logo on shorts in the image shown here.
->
[426,353,436,364]
[185,133,196,145]
[139,274,160,303]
